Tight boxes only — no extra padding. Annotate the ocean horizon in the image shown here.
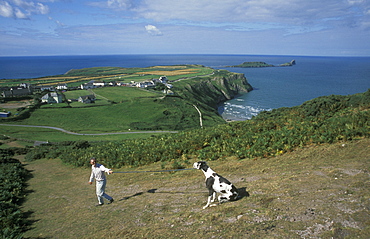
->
[1,54,369,121]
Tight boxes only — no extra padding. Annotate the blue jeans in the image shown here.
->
[96,180,112,204]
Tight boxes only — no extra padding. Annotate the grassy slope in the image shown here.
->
[21,138,370,238]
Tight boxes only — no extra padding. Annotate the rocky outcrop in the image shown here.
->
[279,60,296,67]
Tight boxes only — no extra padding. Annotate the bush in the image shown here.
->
[0,149,32,238]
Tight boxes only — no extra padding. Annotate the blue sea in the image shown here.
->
[1,54,369,120]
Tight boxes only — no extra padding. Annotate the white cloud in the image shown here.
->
[145,24,162,36]
[14,7,27,18]
[0,0,49,19]
[84,0,370,34]
[107,0,133,9]
[0,1,13,17]
[130,0,370,33]
[88,0,135,10]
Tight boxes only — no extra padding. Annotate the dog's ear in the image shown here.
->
[193,161,209,171]
[199,161,207,167]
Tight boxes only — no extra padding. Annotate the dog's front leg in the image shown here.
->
[203,195,213,209]
[203,191,218,209]
[204,177,216,209]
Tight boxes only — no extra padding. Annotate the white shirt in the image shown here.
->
[89,163,111,182]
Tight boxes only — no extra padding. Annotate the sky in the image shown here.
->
[0,0,369,57]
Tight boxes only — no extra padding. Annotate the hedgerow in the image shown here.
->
[26,90,370,169]
[0,149,32,239]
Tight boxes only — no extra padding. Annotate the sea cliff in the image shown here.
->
[174,70,253,109]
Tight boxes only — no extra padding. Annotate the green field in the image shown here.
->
[0,65,223,142]
[1,96,198,137]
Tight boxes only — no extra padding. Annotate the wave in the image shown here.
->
[222,102,271,120]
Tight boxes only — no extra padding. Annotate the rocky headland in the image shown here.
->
[227,59,296,68]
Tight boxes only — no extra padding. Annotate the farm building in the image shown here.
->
[78,95,96,104]
[0,112,11,117]
[1,88,32,97]
[39,85,54,91]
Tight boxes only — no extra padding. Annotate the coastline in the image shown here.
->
[1,55,369,123]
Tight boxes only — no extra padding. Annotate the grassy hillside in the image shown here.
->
[20,138,370,238]
[1,89,369,238]
[25,90,369,168]
[19,97,203,132]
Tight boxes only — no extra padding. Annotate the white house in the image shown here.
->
[80,80,106,89]
[41,92,63,104]
[159,76,168,83]
[56,83,68,90]
[81,82,94,89]
[92,80,106,87]
[19,83,30,88]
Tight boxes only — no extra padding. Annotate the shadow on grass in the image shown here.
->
[118,187,249,201]
[118,188,206,201]
[118,192,145,201]
[146,189,206,194]
[237,187,250,200]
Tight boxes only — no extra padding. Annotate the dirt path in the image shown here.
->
[0,123,178,135]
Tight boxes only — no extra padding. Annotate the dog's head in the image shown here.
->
[193,161,209,171]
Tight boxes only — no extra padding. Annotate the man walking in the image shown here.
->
[88,157,114,206]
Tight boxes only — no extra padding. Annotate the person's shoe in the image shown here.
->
[108,199,114,204]
[95,203,103,207]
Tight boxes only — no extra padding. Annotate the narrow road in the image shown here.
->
[192,104,203,128]
[0,124,178,135]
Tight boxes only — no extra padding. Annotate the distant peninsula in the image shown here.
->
[227,60,296,68]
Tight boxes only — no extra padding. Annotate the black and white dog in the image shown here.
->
[193,161,239,209]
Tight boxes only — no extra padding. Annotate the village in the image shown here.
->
[1,76,172,101]
[0,76,173,117]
